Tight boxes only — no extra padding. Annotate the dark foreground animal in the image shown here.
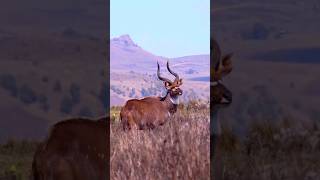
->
[120,61,183,130]
[210,38,233,180]
[32,117,108,180]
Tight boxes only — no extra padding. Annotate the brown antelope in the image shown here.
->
[210,38,233,135]
[210,38,233,180]
[32,116,108,180]
[120,61,183,130]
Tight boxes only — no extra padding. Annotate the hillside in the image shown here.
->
[212,0,320,136]
[0,32,107,142]
[110,35,210,106]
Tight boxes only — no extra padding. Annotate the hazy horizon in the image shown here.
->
[110,34,209,58]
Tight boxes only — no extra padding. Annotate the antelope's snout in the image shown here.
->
[211,83,232,104]
[170,88,182,96]
[222,88,232,103]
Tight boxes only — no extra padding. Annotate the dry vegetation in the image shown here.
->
[215,119,320,180]
[0,140,39,180]
[1,103,319,180]
[110,102,210,180]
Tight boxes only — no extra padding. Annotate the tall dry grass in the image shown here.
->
[215,120,320,180]
[110,103,210,180]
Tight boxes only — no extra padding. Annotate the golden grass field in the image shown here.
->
[0,102,319,179]
[110,102,210,180]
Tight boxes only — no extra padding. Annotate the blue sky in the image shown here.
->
[111,0,210,58]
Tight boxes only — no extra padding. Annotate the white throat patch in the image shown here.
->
[169,95,179,105]
[210,80,221,86]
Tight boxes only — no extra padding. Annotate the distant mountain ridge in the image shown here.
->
[110,35,210,106]
[110,34,209,75]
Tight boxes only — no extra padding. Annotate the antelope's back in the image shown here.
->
[122,97,162,111]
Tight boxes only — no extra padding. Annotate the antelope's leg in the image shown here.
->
[120,115,129,131]
[127,112,138,130]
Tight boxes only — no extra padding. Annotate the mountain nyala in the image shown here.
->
[32,117,108,180]
[210,38,233,137]
[210,38,233,106]
[120,61,183,130]
[210,38,233,180]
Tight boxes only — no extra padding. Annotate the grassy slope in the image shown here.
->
[110,103,210,180]
[1,104,319,179]
[215,120,320,179]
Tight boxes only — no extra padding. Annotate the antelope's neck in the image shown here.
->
[164,94,178,114]
[211,108,221,135]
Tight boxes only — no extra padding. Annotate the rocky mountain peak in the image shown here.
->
[111,34,138,47]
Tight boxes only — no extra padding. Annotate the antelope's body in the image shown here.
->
[32,117,108,180]
[120,61,182,130]
[121,96,178,130]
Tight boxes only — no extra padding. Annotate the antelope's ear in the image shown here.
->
[222,53,233,66]
[164,82,171,89]
[178,79,183,86]
[221,53,233,77]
